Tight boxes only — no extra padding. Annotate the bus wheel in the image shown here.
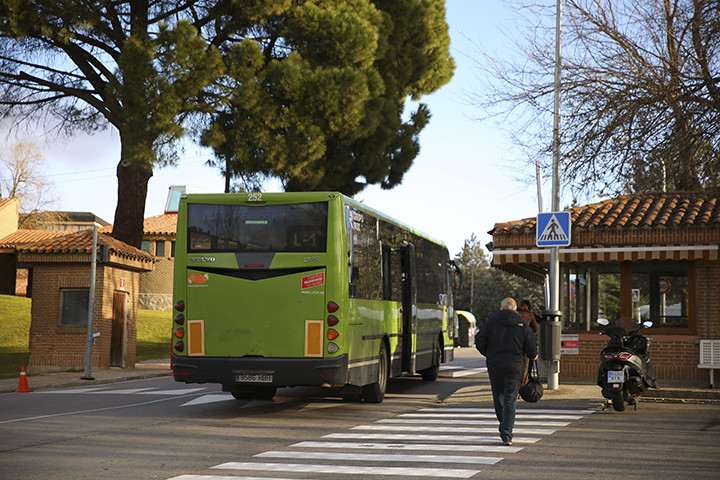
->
[362,342,388,403]
[253,386,277,400]
[420,342,441,381]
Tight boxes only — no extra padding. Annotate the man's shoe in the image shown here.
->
[503,440,513,446]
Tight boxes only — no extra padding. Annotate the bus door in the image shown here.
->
[401,243,417,374]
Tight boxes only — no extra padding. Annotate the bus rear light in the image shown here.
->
[327,315,339,326]
[174,314,185,325]
[173,340,185,352]
[327,301,339,313]
[174,327,185,339]
[327,329,339,340]
[174,300,185,312]
[327,342,339,354]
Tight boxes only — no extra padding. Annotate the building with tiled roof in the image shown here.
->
[0,229,74,248]
[142,212,178,236]
[488,191,720,384]
[0,203,156,373]
[101,212,178,310]
[12,229,155,374]
[0,229,83,295]
[15,229,156,264]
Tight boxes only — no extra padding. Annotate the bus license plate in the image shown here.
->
[235,373,273,383]
[608,371,624,383]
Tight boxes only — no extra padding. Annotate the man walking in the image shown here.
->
[476,297,538,445]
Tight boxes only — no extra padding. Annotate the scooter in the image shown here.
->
[597,318,657,411]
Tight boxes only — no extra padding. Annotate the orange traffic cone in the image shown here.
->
[15,366,32,392]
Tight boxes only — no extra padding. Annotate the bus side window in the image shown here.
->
[382,245,392,301]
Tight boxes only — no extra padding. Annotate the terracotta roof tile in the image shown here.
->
[491,191,720,235]
[0,229,71,248]
[143,212,177,236]
[99,212,177,236]
[14,229,155,263]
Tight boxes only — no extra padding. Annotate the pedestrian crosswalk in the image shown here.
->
[165,405,594,479]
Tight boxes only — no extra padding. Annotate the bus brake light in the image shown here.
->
[327,315,339,326]
[327,301,339,313]
[174,300,185,312]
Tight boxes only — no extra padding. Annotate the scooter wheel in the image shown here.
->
[611,388,626,412]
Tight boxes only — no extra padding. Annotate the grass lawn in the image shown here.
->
[0,294,171,378]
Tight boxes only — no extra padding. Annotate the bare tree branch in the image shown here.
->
[472,0,720,198]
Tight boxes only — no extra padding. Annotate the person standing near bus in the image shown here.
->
[475,297,538,446]
[518,300,539,334]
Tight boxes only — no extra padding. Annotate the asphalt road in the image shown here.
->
[0,348,718,480]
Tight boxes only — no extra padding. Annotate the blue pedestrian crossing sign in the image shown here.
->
[536,211,571,247]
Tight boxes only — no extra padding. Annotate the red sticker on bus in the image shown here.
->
[188,273,209,284]
[301,272,325,289]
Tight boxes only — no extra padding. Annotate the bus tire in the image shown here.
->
[362,342,388,403]
[420,341,441,381]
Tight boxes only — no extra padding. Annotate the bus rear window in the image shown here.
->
[187,202,328,253]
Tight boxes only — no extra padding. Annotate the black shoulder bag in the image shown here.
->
[519,358,544,403]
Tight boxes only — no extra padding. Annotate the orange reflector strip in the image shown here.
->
[187,319,205,356]
[305,320,324,357]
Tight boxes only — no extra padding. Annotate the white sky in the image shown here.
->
[8,1,577,257]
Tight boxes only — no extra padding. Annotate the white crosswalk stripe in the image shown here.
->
[290,440,523,454]
[43,386,207,396]
[440,365,488,377]
[323,432,542,443]
[164,365,595,479]
[211,461,479,478]
[377,418,571,427]
[255,450,504,465]
[350,424,558,435]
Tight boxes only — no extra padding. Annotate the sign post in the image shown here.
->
[537,212,570,390]
[81,225,98,381]
[536,212,571,247]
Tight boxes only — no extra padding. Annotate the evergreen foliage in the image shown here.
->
[0,1,454,245]
[201,0,454,194]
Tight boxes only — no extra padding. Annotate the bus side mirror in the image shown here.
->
[450,260,462,289]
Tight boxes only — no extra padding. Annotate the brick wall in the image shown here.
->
[140,255,174,294]
[27,262,141,374]
[139,238,174,310]
[558,333,705,383]
[695,259,720,339]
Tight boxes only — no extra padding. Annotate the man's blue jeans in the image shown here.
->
[487,368,522,443]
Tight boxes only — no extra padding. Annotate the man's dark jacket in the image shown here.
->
[476,309,538,377]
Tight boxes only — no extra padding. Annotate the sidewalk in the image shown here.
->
[441,379,720,410]
[2,361,718,406]
[0,360,172,394]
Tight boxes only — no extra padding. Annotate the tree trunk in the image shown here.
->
[111,154,152,249]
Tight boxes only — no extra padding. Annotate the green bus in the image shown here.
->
[171,192,460,403]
